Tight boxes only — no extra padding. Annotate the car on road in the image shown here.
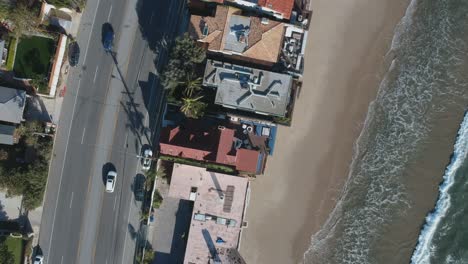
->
[33,254,44,264]
[106,170,117,193]
[102,23,114,52]
[141,149,153,171]
[134,174,146,201]
[68,41,80,67]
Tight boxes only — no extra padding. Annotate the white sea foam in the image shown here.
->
[410,112,468,264]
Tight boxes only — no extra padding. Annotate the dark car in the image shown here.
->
[134,174,146,201]
[68,41,80,67]
[102,23,114,52]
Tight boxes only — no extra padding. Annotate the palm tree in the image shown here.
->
[179,73,202,97]
[180,95,207,119]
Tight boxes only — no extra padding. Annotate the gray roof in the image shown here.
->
[0,124,15,145]
[224,15,250,53]
[0,86,26,124]
[204,60,292,117]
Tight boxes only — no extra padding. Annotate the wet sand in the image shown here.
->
[239,0,410,263]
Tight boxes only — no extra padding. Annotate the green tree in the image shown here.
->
[8,3,40,37]
[162,34,205,91]
[0,242,14,264]
[179,73,202,97]
[180,95,207,119]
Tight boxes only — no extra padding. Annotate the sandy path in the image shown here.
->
[239,0,409,263]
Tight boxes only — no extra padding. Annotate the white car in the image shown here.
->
[33,255,43,264]
[106,171,117,193]
[142,149,153,171]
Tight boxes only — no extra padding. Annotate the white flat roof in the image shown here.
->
[168,163,249,264]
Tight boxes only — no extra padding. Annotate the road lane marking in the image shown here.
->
[47,78,81,263]
[81,128,86,144]
[61,255,64,264]
[69,192,74,208]
[107,5,113,21]
[93,66,99,83]
[82,0,101,65]
[113,196,117,211]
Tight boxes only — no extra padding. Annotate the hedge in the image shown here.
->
[5,37,17,71]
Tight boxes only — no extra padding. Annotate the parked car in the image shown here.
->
[106,170,117,193]
[141,148,153,171]
[68,41,80,67]
[134,174,146,201]
[33,254,44,264]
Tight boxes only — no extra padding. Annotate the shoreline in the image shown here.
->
[239,0,410,263]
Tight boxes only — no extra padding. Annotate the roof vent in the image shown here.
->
[202,24,209,36]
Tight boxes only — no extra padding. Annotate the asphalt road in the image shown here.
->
[38,0,187,263]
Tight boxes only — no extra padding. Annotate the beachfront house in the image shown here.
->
[189,4,308,75]
[167,163,249,264]
[198,0,295,21]
[203,59,293,118]
[188,5,286,66]
[0,86,26,145]
[159,119,267,175]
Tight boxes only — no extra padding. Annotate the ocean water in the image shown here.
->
[304,0,468,263]
[411,113,468,264]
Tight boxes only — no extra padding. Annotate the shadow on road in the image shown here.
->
[128,223,138,240]
[137,73,165,137]
[107,51,150,146]
[102,162,116,185]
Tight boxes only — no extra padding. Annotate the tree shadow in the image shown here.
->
[128,223,138,240]
[137,73,166,144]
[107,51,150,146]
[0,201,8,221]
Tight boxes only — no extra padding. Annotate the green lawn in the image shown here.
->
[13,36,56,93]
[4,236,23,264]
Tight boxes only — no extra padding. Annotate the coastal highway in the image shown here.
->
[38,0,187,263]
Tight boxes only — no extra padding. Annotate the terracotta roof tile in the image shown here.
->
[243,23,284,63]
[236,149,260,173]
[258,0,294,19]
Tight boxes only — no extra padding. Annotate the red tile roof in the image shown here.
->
[236,149,260,173]
[159,123,262,174]
[216,128,237,164]
[258,0,294,19]
[159,143,212,160]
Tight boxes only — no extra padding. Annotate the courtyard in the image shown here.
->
[13,36,56,94]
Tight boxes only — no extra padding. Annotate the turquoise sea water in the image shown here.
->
[304,0,468,263]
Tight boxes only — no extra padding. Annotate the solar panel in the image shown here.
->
[223,185,235,213]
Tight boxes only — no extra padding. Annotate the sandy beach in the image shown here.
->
[239,0,410,263]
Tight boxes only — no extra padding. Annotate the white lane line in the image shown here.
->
[81,128,86,144]
[93,66,99,83]
[46,0,100,261]
[69,192,74,208]
[113,196,117,211]
[60,255,64,264]
[47,77,81,263]
[107,5,113,21]
[82,0,101,64]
